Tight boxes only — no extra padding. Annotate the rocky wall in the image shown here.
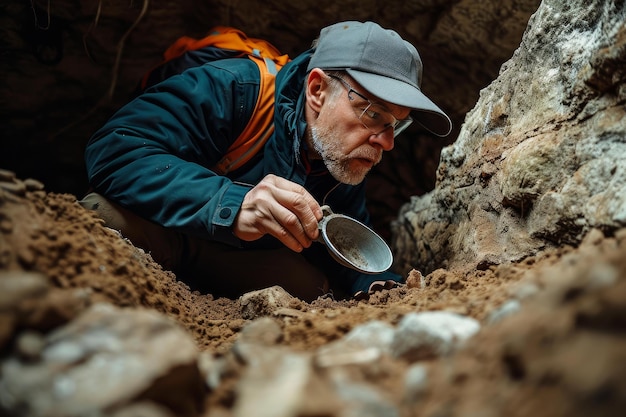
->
[392,0,626,274]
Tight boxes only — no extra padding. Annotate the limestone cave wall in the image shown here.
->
[392,0,626,275]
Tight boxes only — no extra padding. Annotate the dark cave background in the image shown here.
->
[0,0,541,238]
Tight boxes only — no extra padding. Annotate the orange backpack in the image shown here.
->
[139,26,291,174]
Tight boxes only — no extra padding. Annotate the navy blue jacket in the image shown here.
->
[85,49,401,294]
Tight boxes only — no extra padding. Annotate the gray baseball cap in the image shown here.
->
[307,21,452,137]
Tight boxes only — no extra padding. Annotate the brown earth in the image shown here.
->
[1,172,625,416]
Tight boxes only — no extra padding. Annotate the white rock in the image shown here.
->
[391,311,480,361]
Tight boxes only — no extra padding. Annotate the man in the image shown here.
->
[82,21,452,301]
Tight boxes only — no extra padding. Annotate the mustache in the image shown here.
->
[349,149,383,164]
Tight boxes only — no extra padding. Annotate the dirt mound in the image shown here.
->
[1,171,625,416]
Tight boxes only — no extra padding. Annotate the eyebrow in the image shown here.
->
[368,100,393,114]
[348,81,395,114]
[361,92,406,120]
[354,84,405,117]
[367,94,411,121]
[331,74,406,119]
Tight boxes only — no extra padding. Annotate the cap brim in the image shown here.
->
[347,69,452,137]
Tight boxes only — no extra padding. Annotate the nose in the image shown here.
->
[369,128,395,151]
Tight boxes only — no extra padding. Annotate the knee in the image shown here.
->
[79,192,126,230]
[79,192,183,272]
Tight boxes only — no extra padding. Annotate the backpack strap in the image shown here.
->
[162,26,287,64]
[211,52,281,174]
[137,26,290,175]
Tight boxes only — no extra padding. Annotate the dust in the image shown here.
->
[326,227,370,269]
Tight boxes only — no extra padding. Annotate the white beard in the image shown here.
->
[310,125,371,185]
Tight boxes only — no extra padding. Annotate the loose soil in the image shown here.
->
[1,174,625,416]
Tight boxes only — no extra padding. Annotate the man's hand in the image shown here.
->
[233,174,323,252]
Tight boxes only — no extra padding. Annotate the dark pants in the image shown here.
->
[79,193,329,301]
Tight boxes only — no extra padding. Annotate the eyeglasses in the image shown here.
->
[327,74,413,138]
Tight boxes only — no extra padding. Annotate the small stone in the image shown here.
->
[240,286,295,319]
[391,311,481,362]
[0,180,26,196]
[487,299,521,324]
[0,217,13,233]
[403,364,429,400]
[16,331,46,361]
[239,317,283,346]
[23,178,45,191]
[0,271,49,310]
[0,169,16,182]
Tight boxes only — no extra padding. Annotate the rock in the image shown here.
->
[403,364,429,403]
[0,169,16,182]
[0,303,205,417]
[239,317,283,346]
[487,299,522,324]
[0,270,49,310]
[239,285,296,319]
[15,330,46,361]
[390,311,481,361]
[392,0,626,275]
[405,269,426,289]
[327,374,400,417]
[0,271,51,349]
[316,321,395,367]
[232,347,340,417]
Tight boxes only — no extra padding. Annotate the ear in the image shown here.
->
[305,68,327,114]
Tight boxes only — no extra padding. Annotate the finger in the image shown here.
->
[235,175,322,249]
[255,206,308,252]
[266,175,322,218]
[272,190,319,241]
[264,202,315,250]
[235,203,305,251]
[265,178,321,240]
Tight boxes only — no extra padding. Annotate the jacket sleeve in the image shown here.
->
[85,60,260,245]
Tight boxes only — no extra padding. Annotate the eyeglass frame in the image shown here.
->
[326,73,413,138]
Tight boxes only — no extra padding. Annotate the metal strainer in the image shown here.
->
[317,205,393,274]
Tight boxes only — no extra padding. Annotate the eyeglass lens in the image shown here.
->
[329,75,413,137]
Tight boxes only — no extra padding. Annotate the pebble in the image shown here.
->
[391,311,481,361]
[487,299,522,324]
[0,271,49,310]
